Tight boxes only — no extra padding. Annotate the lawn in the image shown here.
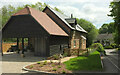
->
[64,51,103,71]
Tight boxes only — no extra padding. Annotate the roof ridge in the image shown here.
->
[25,6,31,15]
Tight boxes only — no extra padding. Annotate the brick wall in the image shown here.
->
[70,31,86,49]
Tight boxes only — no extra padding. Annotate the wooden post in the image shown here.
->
[22,38,24,54]
[17,38,19,54]
[1,40,3,56]
[28,38,30,46]
[60,45,62,50]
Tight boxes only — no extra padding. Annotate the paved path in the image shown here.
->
[1,52,76,75]
[1,52,45,74]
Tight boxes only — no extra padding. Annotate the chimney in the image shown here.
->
[71,14,73,18]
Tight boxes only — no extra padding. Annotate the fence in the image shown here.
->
[2,42,28,52]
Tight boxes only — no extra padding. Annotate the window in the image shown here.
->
[73,40,76,48]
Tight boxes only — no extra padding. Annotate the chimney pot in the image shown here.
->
[71,14,73,18]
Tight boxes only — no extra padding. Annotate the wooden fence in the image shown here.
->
[2,43,28,52]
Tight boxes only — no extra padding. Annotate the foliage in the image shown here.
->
[63,53,69,57]
[52,68,57,71]
[99,22,115,34]
[53,54,59,60]
[62,70,66,74]
[58,65,61,68]
[52,64,55,67]
[104,45,113,49]
[109,1,120,45]
[91,43,104,52]
[40,64,43,67]
[30,65,33,69]
[64,51,102,71]
[77,18,98,47]
[43,61,47,65]
[37,61,41,64]
[110,43,118,48]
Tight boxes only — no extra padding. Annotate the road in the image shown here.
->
[105,49,120,72]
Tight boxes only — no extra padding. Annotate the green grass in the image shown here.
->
[64,51,102,71]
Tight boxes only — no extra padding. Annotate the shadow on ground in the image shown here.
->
[2,52,46,62]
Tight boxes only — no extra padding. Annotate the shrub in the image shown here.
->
[37,61,41,64]
[104,46,113,49]
[110,43,118,48]
[63,53,68,57]
[53,54,59,60]
[30,65,33,69]
[91,43,104,52]
[62,70,66,74]
[40,64,43,67]
[58,65,61,68]
[52,64,55,67]
[43,61,47,65]
[52,68,57,71]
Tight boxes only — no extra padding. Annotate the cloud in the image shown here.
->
[54,1,113,28]
[0,0,114,28]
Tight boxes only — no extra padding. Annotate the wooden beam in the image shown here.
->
[60,45,62,50]
[17,38,20,54]
[22,38,24,54]
[1,40,3,56]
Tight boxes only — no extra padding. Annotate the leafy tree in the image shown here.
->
[77,18,98,47]
[109,1,120,45]
[99,22,114,34]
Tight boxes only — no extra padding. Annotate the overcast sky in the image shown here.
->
[0,0,115,29]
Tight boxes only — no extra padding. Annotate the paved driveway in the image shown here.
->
[1,52,45,74]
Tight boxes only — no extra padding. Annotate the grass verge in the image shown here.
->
[64,51,102,71]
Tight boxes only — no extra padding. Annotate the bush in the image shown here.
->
[43,61,47,65]
[52,68,57,71]
[30,65,33,69]
[62,70,66,74]
[91,43,104,52]
[110,43,118,48]
[37,61,41,64]
[104,46,113,49]
[53,54,59,60]
[58,65,61,68]
[52,64,55,67]
[40,64,43,67]
[63,53,68,57]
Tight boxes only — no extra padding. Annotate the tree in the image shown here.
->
[77,18,98,47]
[109,1,120,45]
[99,22,114,34]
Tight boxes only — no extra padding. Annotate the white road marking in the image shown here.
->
[107,57,120,71]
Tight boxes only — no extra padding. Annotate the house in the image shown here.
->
[2,6,87,57]
[94,33,114,46]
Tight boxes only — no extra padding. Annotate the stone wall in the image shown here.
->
[50,44,68,56]
[70,31,86,49]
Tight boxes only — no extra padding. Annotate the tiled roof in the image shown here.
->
[46,6,87,33]
[96,34,113,40]
[12,7,68,36]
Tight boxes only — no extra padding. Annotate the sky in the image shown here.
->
[0,0,116,29]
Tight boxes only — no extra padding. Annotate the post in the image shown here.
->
[17,38,19,54]
[60,45,62,50]
[1,40,3,56]
[22,38,24,54]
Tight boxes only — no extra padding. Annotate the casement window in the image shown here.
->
[83,39,85,45]
[73,40,76,48]
[73,39,79,48]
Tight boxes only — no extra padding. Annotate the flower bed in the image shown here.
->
[25,61,72,74]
